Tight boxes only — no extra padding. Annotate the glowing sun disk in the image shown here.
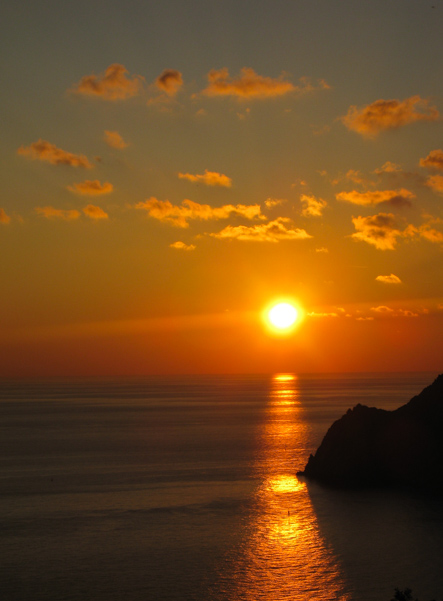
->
[268,303,298,329]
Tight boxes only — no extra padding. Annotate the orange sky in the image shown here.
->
[1,1,442,376]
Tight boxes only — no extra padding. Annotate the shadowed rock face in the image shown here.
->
[298,375,443,489]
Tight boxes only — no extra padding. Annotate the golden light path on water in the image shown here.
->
[228,374,350,601]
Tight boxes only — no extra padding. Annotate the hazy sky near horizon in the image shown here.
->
[1,0,442,376]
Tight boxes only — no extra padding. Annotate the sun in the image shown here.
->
[267,302,299,330]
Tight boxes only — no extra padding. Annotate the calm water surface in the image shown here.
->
[1,373,442,600]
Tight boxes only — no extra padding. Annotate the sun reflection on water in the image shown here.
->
[226,373,350,601]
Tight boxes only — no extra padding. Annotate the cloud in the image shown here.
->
[18,139,93,168]
[178,169,232,187]
[307,312,338,317]
[371,306,394,313]
[315,247,329,253]
[351,213,406,250]
[374,161,403,174]
[135,197,263,228]
[67,180,113,195]
[104,130,128,149]
[398,309,419,317]
[341,96,439,137]
[35,206,81,220]
[170,241,196,251]
[345,169,368,185]
[71,64,143,100]
[155,69,183,96]
[336,188,414,207]
[300,194,327,217]
[375,274,402,284]
[210,217,311,242]
[426,174,443,194]
[264,198,286,209]
[0,208,11,224]
[202,67,296,99]
[82,205,108,219]
[419,149,443,170]
[418,223,443,243]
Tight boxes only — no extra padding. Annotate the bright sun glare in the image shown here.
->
[268,302,298,330]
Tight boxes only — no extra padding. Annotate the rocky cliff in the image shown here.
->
[298,375,443,489]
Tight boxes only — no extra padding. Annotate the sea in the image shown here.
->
[1,372,442,601]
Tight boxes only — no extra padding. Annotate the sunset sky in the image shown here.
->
[1,0,442,376]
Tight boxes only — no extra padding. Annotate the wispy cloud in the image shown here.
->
[0,208,11,224]
[82,205,108,219]
[426,174,443,194]
[375,274,402,284]
[345,169,369,185]
[374,161,403,174]
[336,188,414,207]
[35,206,81,220]
[104,130,128,149]
[419,149,443,170]
[18,139,93,168]
[170,241,196,251]
[200,68,329,99]
[210,217,311,242]
[135,197,263,228]
[300,194,327,217]
[178,170,232,187]
[155,69,183,96]
[418,223,443,243]
[67,180,113,195]
[341,96,439,137]
[264,198,286,209]
[351,213,409,250]
[371,306,394,313]
[71,64,143,100]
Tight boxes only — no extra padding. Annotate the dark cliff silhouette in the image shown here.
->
[298,375,443,489]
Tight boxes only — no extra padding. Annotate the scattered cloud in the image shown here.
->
[351,213,408,250]
[155,69,183,96]
[202,67,297,99]
[315,247,329,253]
[356,316,374,321]
[398,309,419,317]
[300,194,327,217]
[311,124,331,136]
[83,205,108,219]
[426,174,443,194]
[341,95,439,137]
[345,169,368,185]
[210,217,311,242]
[375,274,402,284]
[71,64,143,100]
[336,188,414,207]
[307,312,338,317]
[418,223,443,243]
[264,198,286,209]
[178,169,232,187]
[67,180,113,195]
[419,149,443,170]
[237,108,251,120]
[35,206,81,220]
[104,130,128,149]
[18,139,93,168]
[0,208,11,224]
[374,161,403,174]
[135,197,263,228]
[170,241,196,251]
